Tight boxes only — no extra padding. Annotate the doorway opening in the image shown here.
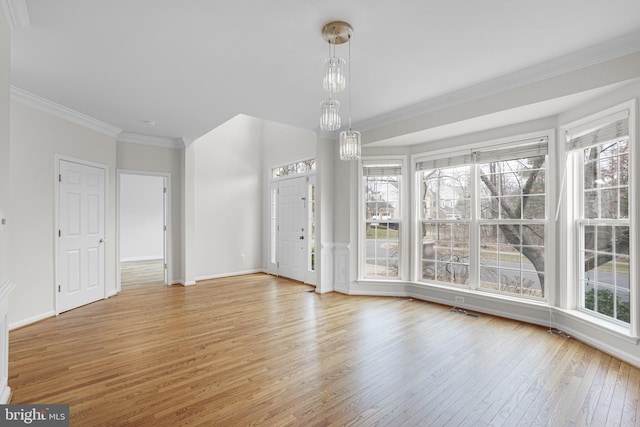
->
[117,171,171,291]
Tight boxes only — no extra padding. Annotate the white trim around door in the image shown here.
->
[54,155,108,314]
[116,169,172,292]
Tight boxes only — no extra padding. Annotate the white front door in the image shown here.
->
[278,176,307,282]
[57,159,106,313]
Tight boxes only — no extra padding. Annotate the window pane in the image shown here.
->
[523,195,545,219]
[600,189,617,219]
[365,223,400,278]
[616,289,631,323]
[479,223,544,298]
[420,166,471,220]
[584,191,598,218]
[596,286,615,318]
[422,222,469,285]
[620,188,629,219]
[480,197,500,219]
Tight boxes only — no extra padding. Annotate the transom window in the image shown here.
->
[272,159,316,178]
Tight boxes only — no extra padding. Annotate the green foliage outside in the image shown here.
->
[584,288,630,323]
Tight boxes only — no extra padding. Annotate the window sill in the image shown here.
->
[554,307,638,344]
[358,277,403,284]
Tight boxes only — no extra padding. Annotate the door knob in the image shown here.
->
[299,236,304,240]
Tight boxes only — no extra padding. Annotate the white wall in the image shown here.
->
[192,115,264,279]
[189,115,317,281]
[119,174,164,261]
[0,8,10,288]
[9,101,117,327]
[116,142,183,281]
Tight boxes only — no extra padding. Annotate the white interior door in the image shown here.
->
[57,159,106,313]
[278,176,307,282]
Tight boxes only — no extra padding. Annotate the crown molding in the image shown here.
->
[117,132,186,150]
[1,0,29,30]
[356,30,640,132]
[10,86,122,137]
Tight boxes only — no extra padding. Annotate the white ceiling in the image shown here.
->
[8,0,640,144]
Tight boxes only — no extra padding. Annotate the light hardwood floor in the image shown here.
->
[120,259,165,289]
[9,274,640,426]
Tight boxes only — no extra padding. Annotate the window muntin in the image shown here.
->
[363,163,402,279]
[416,138,548,300]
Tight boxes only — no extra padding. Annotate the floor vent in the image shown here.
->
[450,307,480,318]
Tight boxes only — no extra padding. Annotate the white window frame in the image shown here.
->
[415,153,473,288]
[560,100,637,336]
[412,131,553,303]
[358,156,408,281]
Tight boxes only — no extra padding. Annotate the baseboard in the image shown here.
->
[120,256,163,262]
[195,269,265,282]
[0,386,11,404]
[176,281,196,286]
[9,310,55,331]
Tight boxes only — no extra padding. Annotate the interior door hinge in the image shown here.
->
[59,174,62,182]
[164,263,167,270]
[163,187,167,194]
[58,285,61,292]
[58,229,61,237]
[163,225,167,231]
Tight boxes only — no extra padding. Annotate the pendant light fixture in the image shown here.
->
[338,25,361,161]
[320,21,361,160]
[319,22,348,132]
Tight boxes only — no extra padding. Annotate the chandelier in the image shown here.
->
[320,21,361,160]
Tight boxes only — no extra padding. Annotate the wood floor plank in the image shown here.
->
[120,259,165,289]
[8,273,640,426]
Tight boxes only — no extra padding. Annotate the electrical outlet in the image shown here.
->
[455,296,464,303]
